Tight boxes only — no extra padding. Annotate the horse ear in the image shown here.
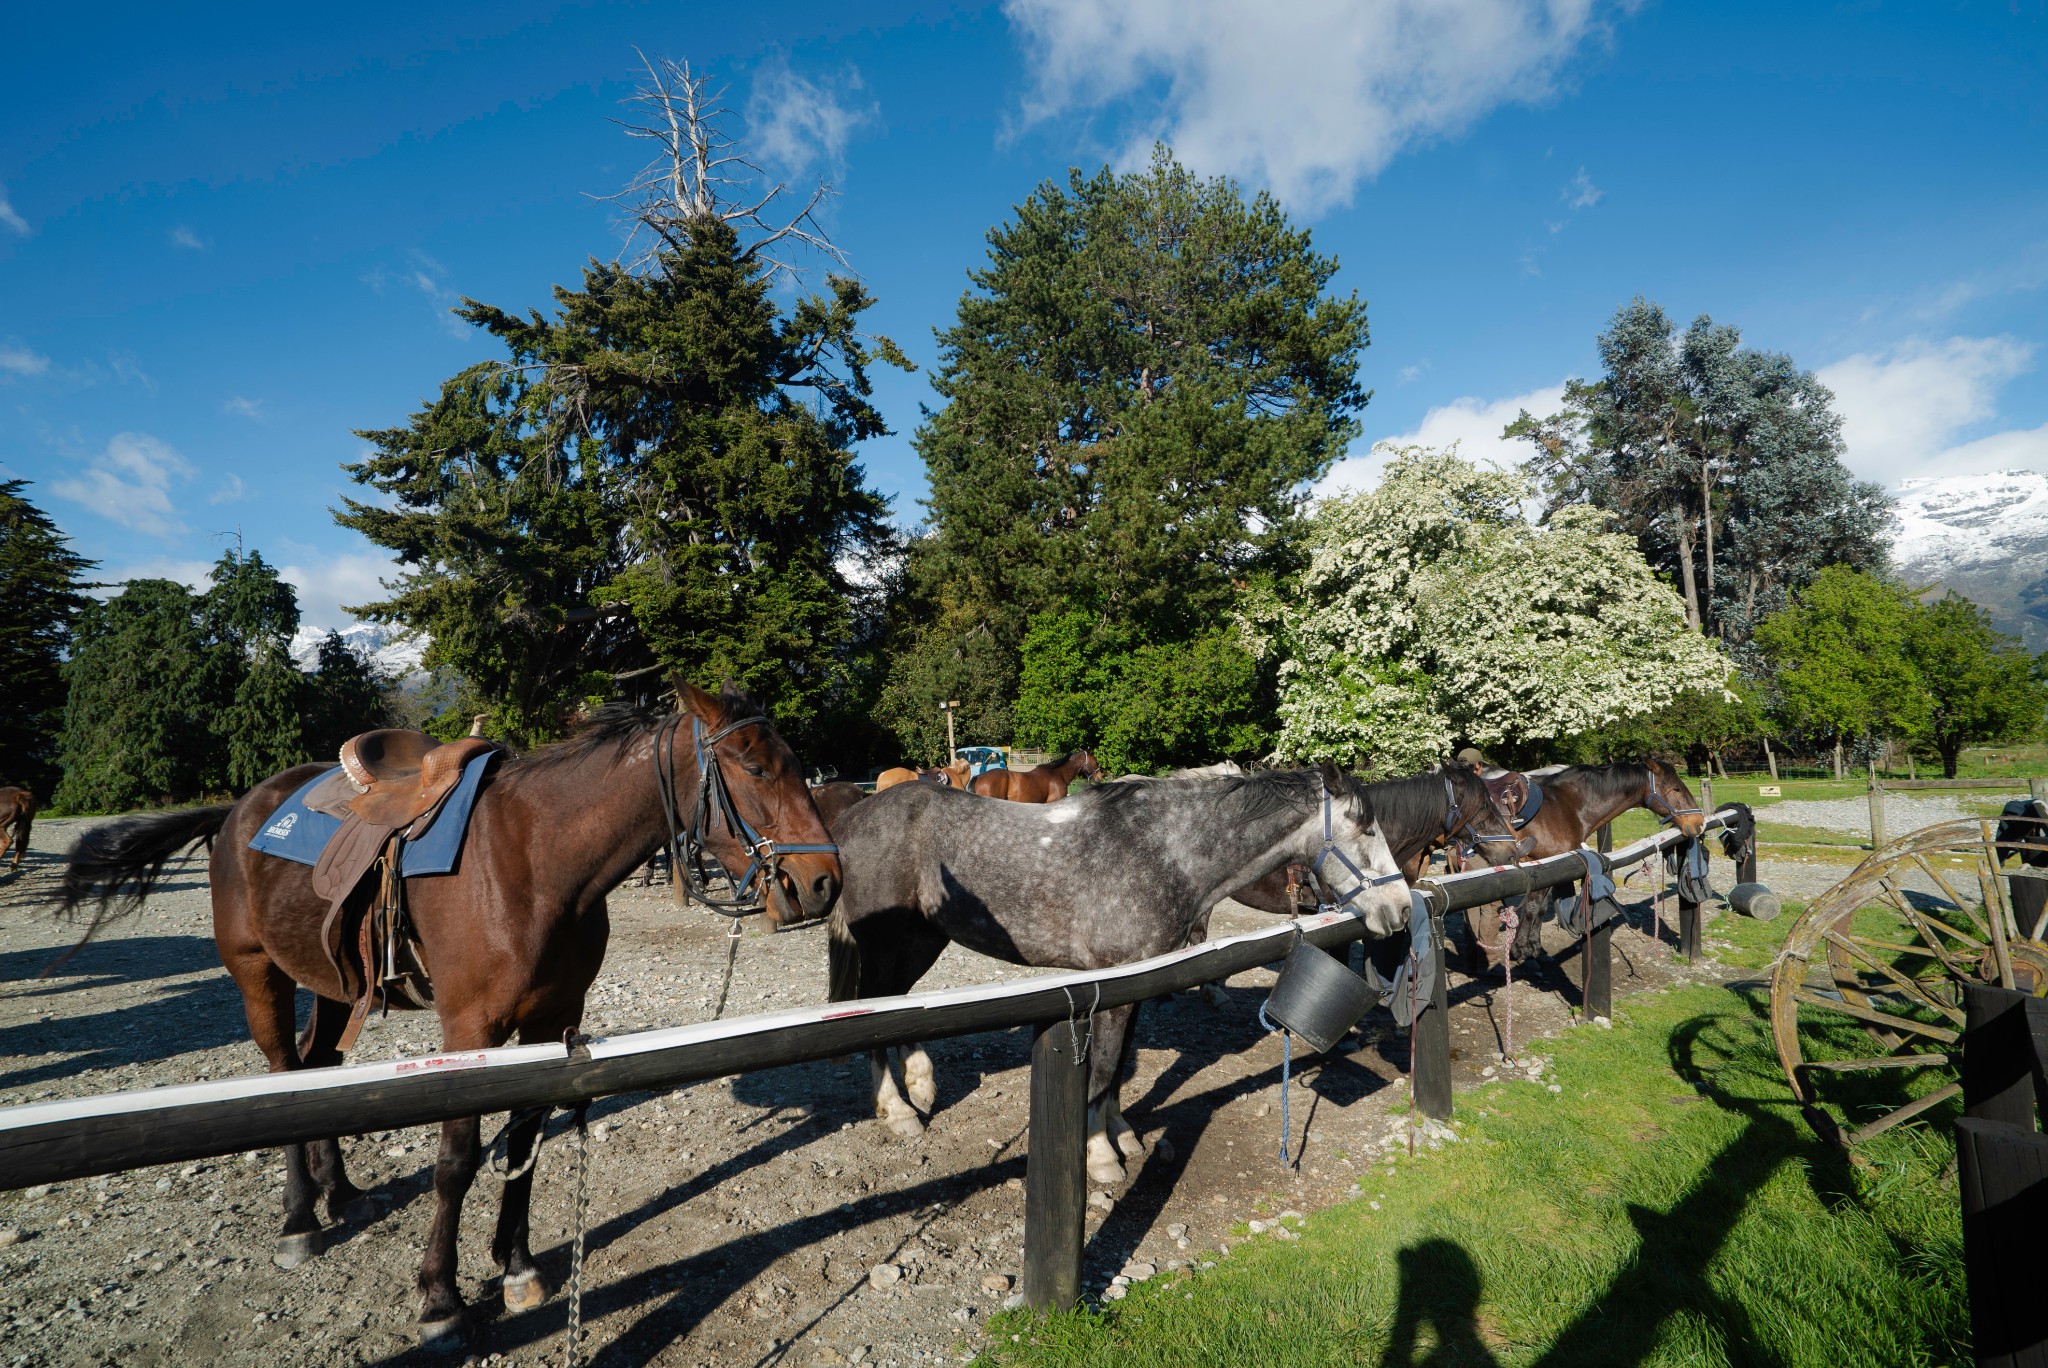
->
[675,677,718,718]
[1315,759,1345,791]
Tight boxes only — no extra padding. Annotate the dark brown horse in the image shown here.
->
[55,684,839,1347]
[1471,758,1706,967]
[0,787,34,871]
[970,749,1102,802]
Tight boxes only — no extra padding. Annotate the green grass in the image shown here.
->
[981,984,1967,1367]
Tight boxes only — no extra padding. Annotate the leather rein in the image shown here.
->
[653,713,838,918]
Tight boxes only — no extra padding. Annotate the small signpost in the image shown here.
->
[939,699,960,761]
[1758,784,1781,797]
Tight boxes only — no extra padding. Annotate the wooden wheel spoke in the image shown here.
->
[1797,1053,1956,1073]
[1845,1082,1963,1146]
[1907,855,1990,938]
[1789,987,1960,1043]
[1822,930,1967,1026]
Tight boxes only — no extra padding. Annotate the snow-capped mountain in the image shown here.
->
[289,622,429,679]
[1891,468,2048,648]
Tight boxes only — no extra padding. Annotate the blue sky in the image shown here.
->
[3,1,2044,627]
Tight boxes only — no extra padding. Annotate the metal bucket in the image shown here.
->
[1264,938,1376,1053]
[1728,881,1782,922]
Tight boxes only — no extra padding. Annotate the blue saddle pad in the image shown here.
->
[246,751,496,876]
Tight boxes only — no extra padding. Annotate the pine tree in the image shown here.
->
[1509,299,1888,645]
[302,632,392,764]
[339,61,903,752]
[201,548,306,790]
[0,480,94,793]
[53,580,210,811]
[887,147,1367,760]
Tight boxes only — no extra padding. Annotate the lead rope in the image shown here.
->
[1255,999,1295,1166]
[564,1101,591,1368]
[1498,905,1518,1064]
[1406,946,1419,1158]
[710,917,743,1020]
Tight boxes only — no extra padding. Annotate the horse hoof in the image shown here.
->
[1088,1159,1127,1186]
[1114,1130,1147,1159]
[272,1231,321,1269]
[502,1269,549,1311]
[417,1313,468,1352]
[884,1115,926,1140]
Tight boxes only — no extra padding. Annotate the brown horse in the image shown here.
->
[874,760,970,792]
[1470,758,1706,968]
[55,684,839,1347]
[0,787,34,871]
[970,749,1101,802]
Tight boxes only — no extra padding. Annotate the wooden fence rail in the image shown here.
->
[0,810,1734,1311]
[1865,773,2048,850]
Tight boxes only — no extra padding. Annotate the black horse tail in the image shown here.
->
[827,906,860,1003]
[44,805,233,978]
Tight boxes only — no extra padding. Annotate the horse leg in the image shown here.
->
[491,1009,582,1314]
[1105,1004,1146,1159]
[1513,890,1547,963]
[298,994,365,1222]
[221,950,325,1268]
[902,1044,937,1114]
[415,1010,498,1344]
[869,1048,924,1137]
[1083,1003,1139,1185]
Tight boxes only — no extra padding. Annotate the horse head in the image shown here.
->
[1443,764,1530,863]
[1314,763,1411,935]
[677,680,842,927]
[1643,758,1707,838]
[1071,749,1104,783]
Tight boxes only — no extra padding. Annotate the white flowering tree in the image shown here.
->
[1245,445,1731,774]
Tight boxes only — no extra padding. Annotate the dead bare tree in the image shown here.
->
[598,51,849,281]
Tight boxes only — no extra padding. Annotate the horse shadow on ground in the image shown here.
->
[0,942,262,1090]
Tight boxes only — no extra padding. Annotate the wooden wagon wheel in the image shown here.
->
[1770,817,2048,1147]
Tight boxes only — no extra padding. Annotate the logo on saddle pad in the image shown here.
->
[262,811,298,840]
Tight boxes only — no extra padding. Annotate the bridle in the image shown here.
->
[1307,778,1403,912]
[653,713,839,918]
[1641,765,1704,828]
[1439,774,1514,861]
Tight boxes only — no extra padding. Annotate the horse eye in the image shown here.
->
[744,764,766,778]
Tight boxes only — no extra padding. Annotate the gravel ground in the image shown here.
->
[1,816,1769,1367]
[1756,792,2009,837]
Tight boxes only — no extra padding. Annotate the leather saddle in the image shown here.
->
[302,730,497,1050]
[1483,770,1543,829]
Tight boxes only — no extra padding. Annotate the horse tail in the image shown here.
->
[45,804,234,978]
[827,905,860,1003]
[8,796,32,866]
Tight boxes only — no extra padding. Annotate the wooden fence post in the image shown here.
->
[1413,904,1452,1121]
[2031,778,2048,806]
[1022,1020,1088,1311]
[1679,874,1702,964]
[1586,920,1613,1020]
[1868,762,1887,851]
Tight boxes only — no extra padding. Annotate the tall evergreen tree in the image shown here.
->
[302,632,393,764]
[201,548,307,789]
[53,580,210,811]
[339,61,904,751]
[888,147,1368,759]
[0,480,94,793]
[1509,298,1888,645]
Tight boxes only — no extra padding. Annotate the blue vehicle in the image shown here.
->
[954,745,1008,779]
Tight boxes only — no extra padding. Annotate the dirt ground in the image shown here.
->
[0,816,1757,1368]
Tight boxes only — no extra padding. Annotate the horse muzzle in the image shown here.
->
[768,852,841,927]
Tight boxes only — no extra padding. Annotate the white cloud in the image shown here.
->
[209,473,251,505]
[0,183,28,236]
[169,225,205,251]
[0,342,50,376]
[90,556,215,599]
[1317,382,1565,495]
[50,433,195,537]
[1818,336,2034,486]
[1005,0,1615,213]
[278,551,401,628]
[748,60,877,177]
[1563,167,1602,209]
[223,396,264,419]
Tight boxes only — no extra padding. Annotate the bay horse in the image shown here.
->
[970,749,1101,802]
[54,684,838,1347]
[875,760,970,792]
[0,787,34,871]
[1229,765,1528,911]
[826,766,1409,1184]
[1471,758,1706,968]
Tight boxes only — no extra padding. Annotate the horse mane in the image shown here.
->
[1089,766,1327,824]
[1546,761,1649,800]
[507,692,767,774]
[1361,768,1454,839]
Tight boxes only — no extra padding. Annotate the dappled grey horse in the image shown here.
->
[827,765,1410,1184]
